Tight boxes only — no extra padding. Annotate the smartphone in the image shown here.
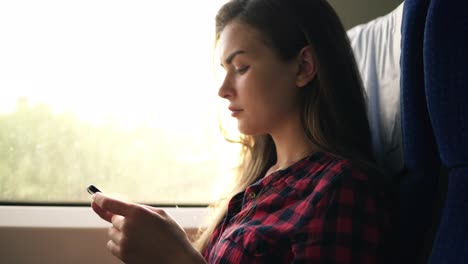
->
[86,184,102,195]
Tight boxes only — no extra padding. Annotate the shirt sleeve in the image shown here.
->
[291,173,392,264]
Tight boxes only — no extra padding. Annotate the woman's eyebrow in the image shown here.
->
[221,50,246,67]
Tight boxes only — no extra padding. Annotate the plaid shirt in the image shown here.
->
[202,152,395,264]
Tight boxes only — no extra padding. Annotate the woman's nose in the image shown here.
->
[218,76,233,99]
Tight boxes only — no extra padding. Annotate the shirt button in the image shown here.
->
[249,192,257,199]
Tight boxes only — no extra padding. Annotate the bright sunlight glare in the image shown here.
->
[0,0,227,128]
[0,0,240,203]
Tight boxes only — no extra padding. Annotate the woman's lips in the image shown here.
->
[228,107,243,117]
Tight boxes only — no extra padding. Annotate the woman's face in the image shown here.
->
[217,22,302,136]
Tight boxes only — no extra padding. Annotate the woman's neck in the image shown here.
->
[268,117,316,173]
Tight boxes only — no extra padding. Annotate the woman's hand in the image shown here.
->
[91,193,206,264]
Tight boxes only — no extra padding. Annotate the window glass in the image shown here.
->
[0,0,239,205]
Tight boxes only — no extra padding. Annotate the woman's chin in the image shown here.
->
[237,124,265,136]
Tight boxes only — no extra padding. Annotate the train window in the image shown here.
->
[0,0,240,205]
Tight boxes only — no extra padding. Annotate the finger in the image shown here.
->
[108,226,123,245]
[91,201,114,223]
[107,239,123,261]
[93,192,133,217]
[111,214,126,231]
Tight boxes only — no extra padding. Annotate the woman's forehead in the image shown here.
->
[217,22,269,62]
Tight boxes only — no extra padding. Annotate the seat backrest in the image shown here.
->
[349,1,467,262]
[399,0,441,262]
[424,1,468,263]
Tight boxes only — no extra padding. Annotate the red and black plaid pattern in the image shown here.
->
[203,152,395,263]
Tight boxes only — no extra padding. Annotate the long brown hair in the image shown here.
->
[194,0,377,251]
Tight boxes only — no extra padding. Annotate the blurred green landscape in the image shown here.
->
[0,98,238,205]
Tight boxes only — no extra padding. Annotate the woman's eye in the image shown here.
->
[235,66,249,74]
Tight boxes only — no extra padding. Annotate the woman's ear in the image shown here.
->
[295,45,317,88]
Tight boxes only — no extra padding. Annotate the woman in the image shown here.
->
[91,0,396,263]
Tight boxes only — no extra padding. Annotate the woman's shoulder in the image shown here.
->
[287,152,387,200]
[289,152,368,185]
[287,152,396,226]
